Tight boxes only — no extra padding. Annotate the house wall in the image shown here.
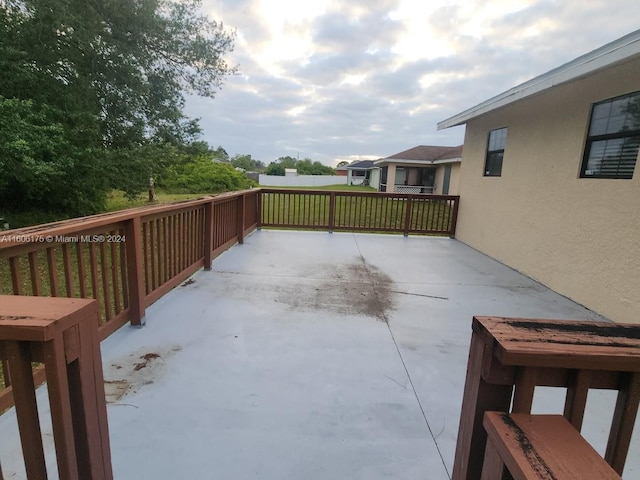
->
[433,162,461,195]
[385,164,397,191]
[455,57,640,324]
[369,169,380,190]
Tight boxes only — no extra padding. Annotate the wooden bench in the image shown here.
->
[482,412,621,480]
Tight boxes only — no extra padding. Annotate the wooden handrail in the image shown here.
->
[0,189,261,412]
[0,186,460,477]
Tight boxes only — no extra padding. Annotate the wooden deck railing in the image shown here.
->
[0,189,259,412]
[259,190,459,236]
[0,188,459,404]
[0,187,457,405]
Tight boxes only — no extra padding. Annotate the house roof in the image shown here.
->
[374,145,463,166]
[438,29,640,130]
[346,160,376,170]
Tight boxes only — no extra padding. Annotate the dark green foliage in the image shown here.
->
[296,159,335,175]
[159,156,254,193]
[265,163,286,176]
[0,97,107,215]
[231,154,265,172]
[0,0,236,217]
[264,156,335,176]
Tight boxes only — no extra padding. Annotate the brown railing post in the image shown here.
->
[1,296,113,480]
[328,192,336,233]
[4,341,47,479]
[256,190,263,229]
[124,216,146,326]
[203,200,214,270]
[450,196,460,238]
[403,195,414,236]
[237,193,246,244]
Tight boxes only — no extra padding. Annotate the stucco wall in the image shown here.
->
[456,58,640,324]
[434,162,461,195]
[369,169,380,190]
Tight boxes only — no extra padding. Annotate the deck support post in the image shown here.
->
[124,216,145,326]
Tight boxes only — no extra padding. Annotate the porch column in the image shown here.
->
[386,164,396,193]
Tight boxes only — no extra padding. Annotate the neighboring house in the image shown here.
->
[284,168,298,176]
[374,145,463,194]
[346,160,380,189]
[438,29,640,324]
[335,165,348,176]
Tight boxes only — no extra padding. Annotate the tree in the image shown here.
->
[0,0,236,214]
[0,96,108,215]
[337,161,349,167]
[231,154,265,171]
[296,158,335,175]
[264,156,335,176]
[264,163,285,176]
[159,156,253,193]
[212,146,230,162]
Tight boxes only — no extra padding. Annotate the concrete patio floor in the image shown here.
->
[1,230,638,479]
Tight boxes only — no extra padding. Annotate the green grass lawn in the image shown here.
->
[105,185,375,211]
[105,190,210,211]
[261,191,454,233]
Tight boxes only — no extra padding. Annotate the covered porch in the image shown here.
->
[2,230,637,479]
[378,163,437,194]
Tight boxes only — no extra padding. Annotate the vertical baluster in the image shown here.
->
[143,221,150,295]
[99,240,111,322]
[62,243,74,297]
[110,232,121,314]
[77,243,87,298]
[9,256,24,295]
[162,217,171,283]
[28,251,42,296]
[119,236,129,309]
[47,247,60,296]
[149,220,157,291]
[88,243,101,317]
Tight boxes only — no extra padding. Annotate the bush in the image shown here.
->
[159,157,254,193]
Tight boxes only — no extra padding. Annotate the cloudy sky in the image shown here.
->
[185,0,639,166]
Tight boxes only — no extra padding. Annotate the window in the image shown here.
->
[581,91,640,179]
[484,127,507,176]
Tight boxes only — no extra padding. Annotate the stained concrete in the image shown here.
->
[0,230,637,479]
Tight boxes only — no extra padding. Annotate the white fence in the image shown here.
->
[259,174,348,187]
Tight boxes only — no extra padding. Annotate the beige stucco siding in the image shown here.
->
[456,58,640,324]
[434,162,461,194]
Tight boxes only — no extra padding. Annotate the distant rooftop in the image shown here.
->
[374,145,463,166]
[346,160,376,170]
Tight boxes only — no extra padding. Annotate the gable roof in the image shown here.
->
[346,160,376,170]
[384,145,463,162]
[438,29,640,130]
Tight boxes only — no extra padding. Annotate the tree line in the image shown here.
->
[225,154,336,176]
[0,0,241,223]
[0,1,337,227]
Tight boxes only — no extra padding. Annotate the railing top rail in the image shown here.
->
[261,188,460,200]
[0,189,259,250]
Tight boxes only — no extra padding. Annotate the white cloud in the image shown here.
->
[187,0,640,165]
